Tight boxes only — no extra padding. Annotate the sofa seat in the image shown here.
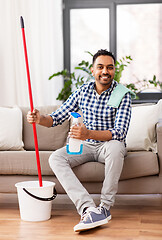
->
[72,151,159,181]
[0,150,159,181]
[0,151,53,175]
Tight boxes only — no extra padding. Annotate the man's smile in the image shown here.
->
[100,74,111,80]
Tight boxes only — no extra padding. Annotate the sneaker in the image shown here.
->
[74,207,108,232]
[99,205,111,221]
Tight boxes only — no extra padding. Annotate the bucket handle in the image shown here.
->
[23,187,57,201]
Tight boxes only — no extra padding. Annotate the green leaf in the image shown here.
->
[85,51,93,57]
[48,69,70,80]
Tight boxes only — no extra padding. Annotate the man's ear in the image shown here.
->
[91,67,94,76]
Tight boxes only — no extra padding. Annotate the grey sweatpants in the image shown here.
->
[49,140,126,215]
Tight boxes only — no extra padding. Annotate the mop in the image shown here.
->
[15,17,57,222]
[20,16,42,187]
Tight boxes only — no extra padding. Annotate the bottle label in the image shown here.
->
[66,138,83,155]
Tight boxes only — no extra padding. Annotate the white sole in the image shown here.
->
[107,215,112,221]
[74,218,108,232]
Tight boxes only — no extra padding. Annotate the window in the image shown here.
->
[117,3,162,91]
[70,8,109,72]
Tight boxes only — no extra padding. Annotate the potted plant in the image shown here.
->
[49,52,162,103]
[126,75,162,103]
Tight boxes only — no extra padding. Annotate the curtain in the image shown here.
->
[0,0,63,107]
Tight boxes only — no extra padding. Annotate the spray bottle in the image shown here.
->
[66,112,83,155]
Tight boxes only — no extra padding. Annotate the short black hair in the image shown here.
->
[92,49,116,65]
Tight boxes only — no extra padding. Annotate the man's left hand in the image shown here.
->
[69,123,89,140]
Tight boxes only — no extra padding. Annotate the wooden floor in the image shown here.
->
[0,195,162,240]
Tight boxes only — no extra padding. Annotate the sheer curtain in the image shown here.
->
[0,0,63,106]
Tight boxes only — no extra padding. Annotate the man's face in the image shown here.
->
[91,55,115,89]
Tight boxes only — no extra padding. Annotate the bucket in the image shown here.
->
[15,181,57,222]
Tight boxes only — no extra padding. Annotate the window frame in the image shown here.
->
[63,0,162,71]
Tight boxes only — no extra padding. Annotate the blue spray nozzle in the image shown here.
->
[70,112,81,118]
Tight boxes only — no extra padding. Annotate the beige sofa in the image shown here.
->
[0,103,162,196]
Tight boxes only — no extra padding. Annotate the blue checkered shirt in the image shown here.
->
[50,80,132,144]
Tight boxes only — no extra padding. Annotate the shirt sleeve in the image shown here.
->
[109,92,132,141]
[49,88,80,127]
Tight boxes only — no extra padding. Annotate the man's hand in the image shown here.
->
[69,123,90,140]
[27,109,41,124]
[69,123,113,142]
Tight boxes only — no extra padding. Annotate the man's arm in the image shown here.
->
[69,124,112,141]
[87,129,112,141]
[27,109,53,128]
[109,92,132,141]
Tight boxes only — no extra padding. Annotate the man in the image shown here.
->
[27,49,132,232]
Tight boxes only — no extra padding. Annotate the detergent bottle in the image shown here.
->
[66,112,83,155]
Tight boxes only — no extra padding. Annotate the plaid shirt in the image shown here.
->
[50,80,132,144]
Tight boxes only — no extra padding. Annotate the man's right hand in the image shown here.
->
[27,109,41,124]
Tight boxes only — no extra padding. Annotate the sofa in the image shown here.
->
[0,101,162,197]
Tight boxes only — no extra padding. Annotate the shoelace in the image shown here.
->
[97,205,103,212]
[81,209,93,222]
[97,205,108,217]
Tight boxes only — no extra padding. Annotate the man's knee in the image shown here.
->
[48,147,67,171]
[104,140,126,160]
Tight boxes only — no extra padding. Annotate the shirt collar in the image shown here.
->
[91,79,117,95]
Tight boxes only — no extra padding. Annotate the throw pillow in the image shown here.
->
[0,107,24,150]
[126,100,162,152]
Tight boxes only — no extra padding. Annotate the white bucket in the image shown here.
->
[15,181,57,222]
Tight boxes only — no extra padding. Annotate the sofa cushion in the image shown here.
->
[21,106,69,151]
[120,151,159,180]
[0,107,24,150]
[0,151,53,175]
[0,151,159,181]
[126,100,162,152]
[73,152,159,181]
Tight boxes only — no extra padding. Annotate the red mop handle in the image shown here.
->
[20,16,42,187]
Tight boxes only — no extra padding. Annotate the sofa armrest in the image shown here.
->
[157,119,162,176]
